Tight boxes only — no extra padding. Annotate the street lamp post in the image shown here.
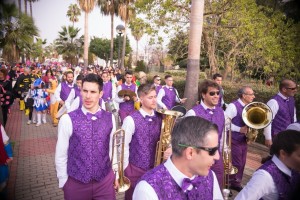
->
[116,24,125,68]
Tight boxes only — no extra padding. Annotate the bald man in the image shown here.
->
[263,79,297,147]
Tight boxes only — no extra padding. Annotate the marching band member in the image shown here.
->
[212,73,226,109]
[152,75,162,95]
[115,71,138,123]
[101,71,116,103]
[55,74,118,200]
[235,130,300,200]
[54,70,75,107]
[133,116,223,200]
[263,79,297,148]
[286,121,300,131]
[185,79,225,189]
[157,75,186,110]
[225,86,255,192]
[122,84,162,200]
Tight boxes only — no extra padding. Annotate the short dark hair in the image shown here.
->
[199,79,220,100]
[82,74,103,92]
[76,74,84,81]
[279,79,295,91]
[271,130,300,157]
[125,70,133,76]
[212,73,222,80]
[153,75,160,81]
[0,68,8,77]
[165,74,172,80]
[237,86,251,98]
[137,84,156,97]
[171,116,218,157]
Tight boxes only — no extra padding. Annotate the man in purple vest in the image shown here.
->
[212,73,226,109]
[225,86,255,192]
[122,84,162,200]
[115,70,138,123]
[101,71,116,102]
[133,116,223,200]
[55,74,118,200]
[263,79,297,148]
[236,130,300,200]
[157,75,186,110]
[185,79,225,189]
[54,70,75,106]
[152,75,162,95]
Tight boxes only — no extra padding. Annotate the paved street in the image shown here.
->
[5,101,269,200]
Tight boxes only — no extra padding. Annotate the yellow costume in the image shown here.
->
[46,79,59,127]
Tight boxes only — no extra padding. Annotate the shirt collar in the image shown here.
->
[124,82,132,86]
[164,157,195,188]
[165,85,173,89]
[81,106,101,116]
[278,92,289,100]
[200,101,215,110]
[238,98,246,107]
[272,155,292,177]
[139,108,155,117]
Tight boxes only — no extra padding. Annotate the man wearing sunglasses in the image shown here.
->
[225,86,255,192]
[185,79,225,189]
[263,79,297,148]
[152,75,162,95]
[133,116,223,200]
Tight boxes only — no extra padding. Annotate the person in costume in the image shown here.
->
[32,79,49,127]
[185,79,225,189]
[133,116,223,200]
[0,68,13,127]
[46,78,59,127]
[225,86,255,192]
[122,84,162,200]
[236,130,300,200]
[55,74,118,200]
[263,79,297,148]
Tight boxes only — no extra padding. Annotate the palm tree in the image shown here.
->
[129,18,144,65]
[18,0,22,15]
[0,2,39,62]
[24,0,28,15]
[77,0,96,70]
[118,0,135,69]
[183,0,205,109]
[28,0,39,18]
[55,26,84,64]
[98,0,120,68]
[67,3,81,27]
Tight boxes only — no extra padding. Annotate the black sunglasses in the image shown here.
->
[208,91,220,96]
[178,143,219,156]
[156,79,161,81]
[286,87,297,90]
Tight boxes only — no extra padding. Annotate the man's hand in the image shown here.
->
[240,126,248,134]
[180,98,187,104]
[59,100,64,105]
[132,96,137,102]
[124,96,130,101]
[6,157,13,165]
[265,139,272,148]
[114,178,119,191]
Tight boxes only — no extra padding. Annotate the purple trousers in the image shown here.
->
[230,139,247,187]
[124,163,147,200]
[211,151,224,190]
[63,169,116,200]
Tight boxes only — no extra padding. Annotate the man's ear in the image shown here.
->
[184,147,194,160]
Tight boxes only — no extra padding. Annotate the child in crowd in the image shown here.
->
[33,79,49,127]
[24,84,36,125]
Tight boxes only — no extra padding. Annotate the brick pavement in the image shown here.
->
[5,102,269,200]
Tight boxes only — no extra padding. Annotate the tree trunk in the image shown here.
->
[30,1,32,17]
[184,0,205,110]
[24,0,28,15]
[110,13,114,68]
[136,40,138,65]
[18,0,22,16]
[121,22,127,70]
[203,31,217,78]
[84,12,89,70]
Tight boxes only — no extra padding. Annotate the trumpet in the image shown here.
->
[111,129,131,193]
[242,102,273,143]
[222,117,238,192]
[154,109,183,166]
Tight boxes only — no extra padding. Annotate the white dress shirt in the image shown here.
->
[224,99,245,132]
[235,155,291,200]
[67,96,106,113]
[263,92,297,140]
[286,122,300,131]
[122,108,156,169]
[55,106,116,188]
[115,82,138,104]
[133,157,223,200]
[54,82,75,103]
[156,86,181,109]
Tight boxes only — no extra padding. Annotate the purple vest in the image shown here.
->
[141,164,214,200]
[231,100,247,143]
[119,83,136,112]
[74,86,81,98]
[155,85,162,95]
[192,104,224,145]
[259,159,300,200]
[60,82,73,101]
[67,108,113,183]
[129,111,162,170]
[216,87,224,107]
[103,81,113,102]
[271,94,296,137]
[162,87,177,109]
